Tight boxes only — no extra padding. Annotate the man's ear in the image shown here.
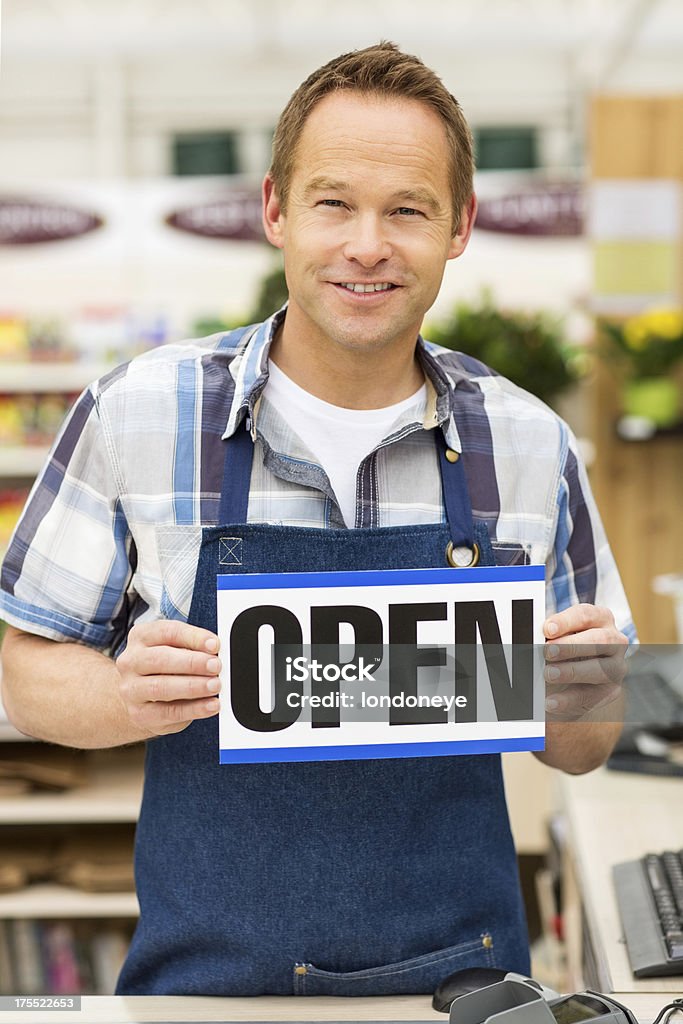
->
[262,173,285,249]
[447,193,478,260]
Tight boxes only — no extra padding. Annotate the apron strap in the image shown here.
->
[436,434,474,545]
[219,418,254,524]
[435,430,477,562]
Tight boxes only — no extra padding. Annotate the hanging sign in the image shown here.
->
[475,183,584,237]
[217,564,546,764]
[165,190,264,242]
[0,197,103,245]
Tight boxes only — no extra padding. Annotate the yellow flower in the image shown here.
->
[646,309,683,339]
[623,319,649,350]
[623,308,683,349]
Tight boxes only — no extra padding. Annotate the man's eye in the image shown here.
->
[396,207,420,216]
[320,199,345,208]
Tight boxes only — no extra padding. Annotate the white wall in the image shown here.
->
[0,0,680,336]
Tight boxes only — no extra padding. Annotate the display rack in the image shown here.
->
[0,363,110,394]
[0,362,110,481]
[0,741,143,992]
[0,357,140,993]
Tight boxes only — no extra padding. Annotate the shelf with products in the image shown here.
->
[0,362,111,488]
[0,744,143,993]
[0,448,50,478]
[0,362,112,394]
[0,885,138,920]
[0,745,144,825]
[0,304,175,488]
[0,372,107,554]
[0,916,136,996]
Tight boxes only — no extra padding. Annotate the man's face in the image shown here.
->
[263,91,475,357]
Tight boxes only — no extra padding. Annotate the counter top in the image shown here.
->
[0,993,675,1024]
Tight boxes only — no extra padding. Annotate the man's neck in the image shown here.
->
[268,319,425,410]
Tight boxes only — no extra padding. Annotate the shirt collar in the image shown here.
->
[222,307,286,440]
[222,306,469,453]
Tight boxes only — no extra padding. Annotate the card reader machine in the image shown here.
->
[448,975,638,1024]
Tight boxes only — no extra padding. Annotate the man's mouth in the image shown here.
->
[335,282,397,293]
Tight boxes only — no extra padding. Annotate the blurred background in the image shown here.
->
[0,0,682,997]
[3,0,680,639]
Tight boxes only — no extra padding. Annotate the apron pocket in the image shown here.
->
[293,932,496,996]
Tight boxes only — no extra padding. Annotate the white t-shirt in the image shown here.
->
[265,360,427,527]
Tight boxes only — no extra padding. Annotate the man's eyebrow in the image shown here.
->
[391,188,443,214]
[302,177,348,198]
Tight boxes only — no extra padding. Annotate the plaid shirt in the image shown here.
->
[0,307,636,653]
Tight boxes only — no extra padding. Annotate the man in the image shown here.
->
[0,43,632,996]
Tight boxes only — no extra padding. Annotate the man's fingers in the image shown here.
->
[542,608,628,720]
[548,638,626,688]
[544,653,625,687]
[134,673,222,705]
[130,695,221,733]
[545,631,627,664]
[122,644,221,680]
[115,619,223,737]
[543,603,620,640]
[545,680,622,720]
[129,619,219,654]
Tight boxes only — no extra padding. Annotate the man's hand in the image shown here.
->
[542,604,628,722]
[116,620,222,737]
[533,604,629,773]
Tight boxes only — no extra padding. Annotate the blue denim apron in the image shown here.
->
[117,414,531,996]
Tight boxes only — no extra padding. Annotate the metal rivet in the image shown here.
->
[294,965,308,975]
[482,934,493,949]
[446,541,480,568]
[445,449,460,463]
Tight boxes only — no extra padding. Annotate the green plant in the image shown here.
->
[599,307,683,380]
[248,261,288,324]
[426,293,581,405]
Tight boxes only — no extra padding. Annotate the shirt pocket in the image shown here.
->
[155,524,203,621]
[293,932,497,996]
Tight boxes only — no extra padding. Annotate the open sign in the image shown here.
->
[217,565,546,764]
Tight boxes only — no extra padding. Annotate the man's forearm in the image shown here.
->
[1,627,150,749]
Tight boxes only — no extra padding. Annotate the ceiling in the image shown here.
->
[1,0,682,93]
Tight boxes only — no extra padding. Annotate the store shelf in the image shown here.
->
[0,747,144,824]
[0,445,49,477]
[0,362,110,393]
[0,883,138,919]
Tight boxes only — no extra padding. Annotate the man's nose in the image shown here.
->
[341,214,392,266]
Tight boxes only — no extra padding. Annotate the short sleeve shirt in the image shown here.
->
[0,308,637,654]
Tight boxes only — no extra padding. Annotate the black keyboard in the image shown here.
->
[623,671,683,730]
[613,850,683,976]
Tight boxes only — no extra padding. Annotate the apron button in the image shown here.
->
[445,449,460,463]
[482,934,493,949]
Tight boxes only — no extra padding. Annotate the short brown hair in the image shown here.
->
[269,41,474,234]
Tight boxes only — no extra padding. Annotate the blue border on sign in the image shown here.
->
[219,735,545,764]
[217,565,545,591]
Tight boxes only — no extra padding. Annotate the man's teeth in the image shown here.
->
[339,282,393,293]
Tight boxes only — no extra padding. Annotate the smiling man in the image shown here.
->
[0,42,634,996]
[262,90,474,401]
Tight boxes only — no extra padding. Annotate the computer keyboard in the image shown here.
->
[613,850,683,976]
[622,671,683,730]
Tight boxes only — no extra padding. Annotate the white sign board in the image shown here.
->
[217,565,546,764]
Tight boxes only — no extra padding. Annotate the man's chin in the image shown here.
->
[325,311,420,353]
